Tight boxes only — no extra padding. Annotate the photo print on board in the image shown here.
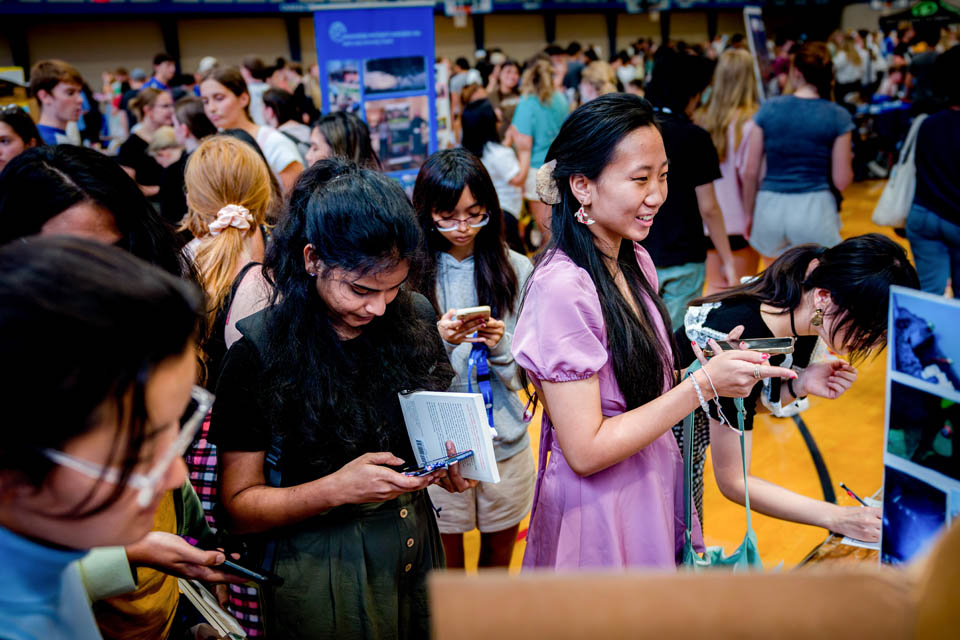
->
[327,60,362,115]
[365,95,429,172]
[888,381,959,482]
[881,465,947,565]
[363,56,428,95]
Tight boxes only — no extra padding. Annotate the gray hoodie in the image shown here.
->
[435,249,534,462]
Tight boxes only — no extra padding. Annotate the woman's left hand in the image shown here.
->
[466,318,506,349]
[428,441,479,494]
[796,360,858,400]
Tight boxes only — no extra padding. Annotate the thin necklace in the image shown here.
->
[790,308,800,338]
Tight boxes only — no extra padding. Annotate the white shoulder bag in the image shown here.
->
[872,113,928,228]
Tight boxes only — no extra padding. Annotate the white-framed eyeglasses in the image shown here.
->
[41,385,213,508]
[435,212,490,232]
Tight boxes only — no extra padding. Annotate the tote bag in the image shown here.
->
[681,359,763,571]
[872,114,928,228]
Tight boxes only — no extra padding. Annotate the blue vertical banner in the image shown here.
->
[315,2,437,191]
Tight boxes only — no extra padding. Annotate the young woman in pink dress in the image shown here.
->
[512,93,796,569]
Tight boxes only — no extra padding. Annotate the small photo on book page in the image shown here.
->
[398,391,500,483]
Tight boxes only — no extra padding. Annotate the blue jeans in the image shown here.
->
[906,203,960,297]
[656,261,707,330]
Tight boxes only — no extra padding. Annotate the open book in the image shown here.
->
[398,391,500,483]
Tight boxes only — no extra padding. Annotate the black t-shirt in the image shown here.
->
[914,109,960,225]
[208,293,445,486]
[640,110,721,269]
[116,134,164,186]
[674,297,818,430]
[159,151,188,229]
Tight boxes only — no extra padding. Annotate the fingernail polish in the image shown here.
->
[691,341,697,347]
[761,353,770,360]
[740,341,747,348]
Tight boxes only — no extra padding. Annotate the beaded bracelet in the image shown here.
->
[689,370,711,414]
[700,366,734,430]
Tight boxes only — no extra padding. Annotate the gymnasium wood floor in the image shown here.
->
[459,179,903,571]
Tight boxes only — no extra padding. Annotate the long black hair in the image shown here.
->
[0,145,191,279]
[0,236,202,516]
[260,159,453,463]
[695,234,919,363]
[412,149,519,318]
[522,93,676,411]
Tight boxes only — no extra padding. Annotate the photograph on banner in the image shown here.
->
[743,7,774,99]
[435,61,455,149]
[364,56,428,95]
[327,60,362,114]
[366,96,430,172]
[881,464,947,565]
[888,381,959,481]
[891,289,960,394]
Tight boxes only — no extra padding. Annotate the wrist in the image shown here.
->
[790,371,808,399]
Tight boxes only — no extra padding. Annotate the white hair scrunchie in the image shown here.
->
[208,204,253,236]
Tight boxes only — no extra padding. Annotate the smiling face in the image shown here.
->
[573,125,668,247]
[499,64,520,92]
[200,79,249,130]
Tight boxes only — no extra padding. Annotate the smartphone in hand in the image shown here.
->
[702,337,795,357]
[402,450,475,477]
[455,306,491,322]
[219,559,285,586]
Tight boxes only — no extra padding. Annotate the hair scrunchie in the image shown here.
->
[535,159,561,205]
[208,204,253,236]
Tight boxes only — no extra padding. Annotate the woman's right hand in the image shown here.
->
[692,338,796,399]
[331,452,432,504]
[827,505,882,542]
[437,309,487,346]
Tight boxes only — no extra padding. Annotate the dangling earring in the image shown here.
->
[811,308,824,327]
[574,203,595,226]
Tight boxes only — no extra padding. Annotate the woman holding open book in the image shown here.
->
[208,159,474,638]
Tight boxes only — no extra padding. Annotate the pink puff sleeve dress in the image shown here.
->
[513,244,703,570]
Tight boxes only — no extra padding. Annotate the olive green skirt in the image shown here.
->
[263,490,444,639]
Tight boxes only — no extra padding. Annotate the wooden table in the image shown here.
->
[799,533,879,567]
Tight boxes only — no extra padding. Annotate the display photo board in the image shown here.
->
[881,286,960,565]
[314,2,437,191]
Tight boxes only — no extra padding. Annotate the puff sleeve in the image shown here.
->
[512,255,608,384]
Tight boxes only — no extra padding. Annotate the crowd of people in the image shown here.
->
[0,17,956,640]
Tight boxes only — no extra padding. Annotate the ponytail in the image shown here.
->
[181,135,272,330]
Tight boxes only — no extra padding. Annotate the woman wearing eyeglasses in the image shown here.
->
[0,236,202,638]
[412,149,535,569]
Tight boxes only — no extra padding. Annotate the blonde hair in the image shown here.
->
[840,34,863,67]
[181,135,272,328]
[129,88,165,123]
[147,126,180,152]
[521,58,555,105]
[581,61,618,96]
[697,49,758,163]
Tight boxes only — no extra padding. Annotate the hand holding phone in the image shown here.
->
[402,450,475,476]
[437,308,488,346]
[701,337,795,357]
[455,305,491,322]
[219,559,285,586]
